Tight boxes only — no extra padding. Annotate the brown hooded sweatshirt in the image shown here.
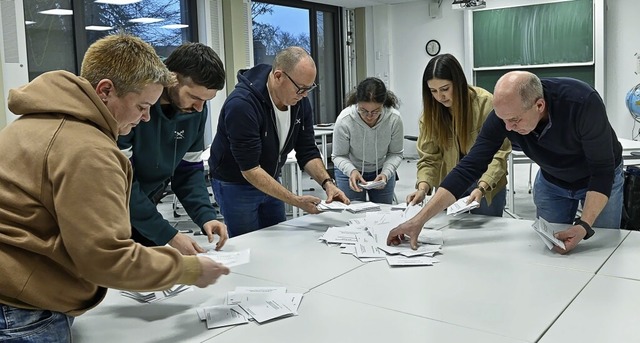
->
[0,71,200,316]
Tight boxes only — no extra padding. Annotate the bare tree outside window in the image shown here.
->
[251,2,310,65]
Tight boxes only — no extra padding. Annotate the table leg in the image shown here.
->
[321,135,328,167]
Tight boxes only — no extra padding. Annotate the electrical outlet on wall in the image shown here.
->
[635,53,640,75]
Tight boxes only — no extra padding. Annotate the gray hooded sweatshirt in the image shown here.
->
[332,104,404,182]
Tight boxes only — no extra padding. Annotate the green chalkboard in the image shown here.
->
[473,0,593,68]
[475,66,595,93]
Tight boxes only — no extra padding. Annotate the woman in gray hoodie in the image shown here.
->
[332,77,404,204]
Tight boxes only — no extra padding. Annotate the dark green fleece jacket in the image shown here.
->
[118,102,217,245]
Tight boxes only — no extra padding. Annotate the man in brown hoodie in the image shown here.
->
[0,34,229,342]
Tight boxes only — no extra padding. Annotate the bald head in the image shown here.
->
[269,46,317,109]
[492,71,546,135]
[273,46,315,73]
[494,71,543,110]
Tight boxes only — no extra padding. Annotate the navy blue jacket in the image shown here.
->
[441,77,622,197]
[209,64,320,183]
[118,102,217,245]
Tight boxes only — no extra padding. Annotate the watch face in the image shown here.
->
[426,40,440,56]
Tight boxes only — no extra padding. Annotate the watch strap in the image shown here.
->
[573,217,595,240]
[321,178,335,190]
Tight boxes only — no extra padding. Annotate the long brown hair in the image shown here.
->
[421,53,476,153]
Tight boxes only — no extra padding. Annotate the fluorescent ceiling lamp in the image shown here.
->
[39,9,73,15]
[129,17,163,24]
[161,24,188,29]
[86,25,114,31]
[95,0,141,4]
[25,21,36,25]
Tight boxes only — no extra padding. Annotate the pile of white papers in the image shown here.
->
[120,284,192,303]
[196,286,303,329]
[319,210,443,266]
[316,201,381,213]
[532,217,567,250]
[198,248,251,268]
[358,180,386,190]
[316,200,349,212]
[345,202,381,213]
[446,196,479,216]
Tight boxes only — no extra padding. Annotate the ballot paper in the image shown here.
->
[358,180,387,190]
[318,226,364,244]
[198,249,251,268]
[120,284,192,303]
[377,243,441,257]
[201,305,248,329]
[239,298,296,324]
[386,255,440,266]
[532,218,567,250]
[446,196,480,216]
[340,244,386,262]
[354,234,387,258]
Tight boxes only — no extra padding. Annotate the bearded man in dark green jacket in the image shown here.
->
[118,43,228,255]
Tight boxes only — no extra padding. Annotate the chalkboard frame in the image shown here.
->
[471,0,594,68]
[469,0,597,91]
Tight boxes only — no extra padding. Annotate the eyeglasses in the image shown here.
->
[357,105,382,117]
[282,71,318,95]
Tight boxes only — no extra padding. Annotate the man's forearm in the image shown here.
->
[580,191,609,225]
[412,187,456,226]
[242,166,298,205]
[303,158,331,184]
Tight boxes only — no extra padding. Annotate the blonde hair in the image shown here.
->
[81,33,175,95]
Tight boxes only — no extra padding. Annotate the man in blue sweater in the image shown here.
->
[209,46,349,237]
[388,71,623,254]
[119,43,228,255]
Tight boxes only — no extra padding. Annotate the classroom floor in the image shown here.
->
[158,158,539,227]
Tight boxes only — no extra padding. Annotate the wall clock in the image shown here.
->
[425,39,441,56]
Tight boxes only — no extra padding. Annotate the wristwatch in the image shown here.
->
[573,217,595,240]
[321,178,336,190]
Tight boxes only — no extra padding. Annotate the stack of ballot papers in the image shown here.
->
[197,248,251,267]
[345,201,380,213]
[196,286,303,329]
[316,200,380,213]
[316,200,349,212]
[532,217,567,250]
[446,196,480,216]
[120,284,192,303]
[358,180,386,190]
[318,210,444,266]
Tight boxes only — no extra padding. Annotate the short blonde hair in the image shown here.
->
[81,34,175,95]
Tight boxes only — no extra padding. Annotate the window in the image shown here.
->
[251,0,343,124]
[22,0,198,80]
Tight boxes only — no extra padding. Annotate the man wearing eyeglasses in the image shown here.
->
[388,71,623,255]
[209,46,349,237]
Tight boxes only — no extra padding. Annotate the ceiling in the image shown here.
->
[302,0,425,9]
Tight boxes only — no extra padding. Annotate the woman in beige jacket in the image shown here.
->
[406,54,510,216]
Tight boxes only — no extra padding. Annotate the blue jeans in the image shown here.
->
[460,183,506,217]
[532,164,624,228]
[335,169,396,204]
[0,304,74,342]
[211,179,286,237]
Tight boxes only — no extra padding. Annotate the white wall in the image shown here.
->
[387,1,465,157]
[604,0,640,140]
[383,0,640,158]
